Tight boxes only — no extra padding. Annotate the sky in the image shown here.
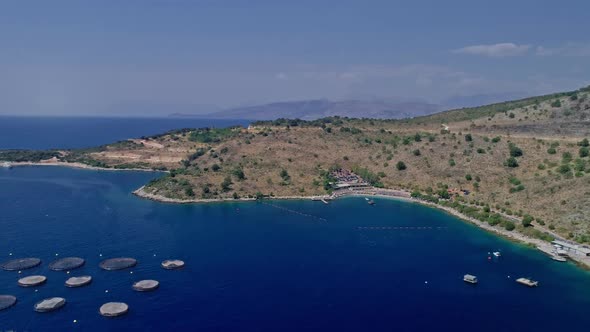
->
[1,0,589,116]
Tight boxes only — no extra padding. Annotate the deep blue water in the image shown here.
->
[0,116,249,150]
[1,166,590,331]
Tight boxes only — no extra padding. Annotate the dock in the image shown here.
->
[516,277,538,287]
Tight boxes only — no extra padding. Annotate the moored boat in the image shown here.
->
[463,274,478,284]
[516,277,538,287]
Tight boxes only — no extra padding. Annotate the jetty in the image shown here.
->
[516,277,538,287]
[463,274,478,284]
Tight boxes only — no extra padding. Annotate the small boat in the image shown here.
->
[1,162,11,169]
[516,277,538,287]
[463,274,478,284]
[551,255,566,262]
[367,200,375,205]
[493,251,501,257]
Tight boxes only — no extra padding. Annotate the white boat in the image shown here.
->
[551,255,566,262]
[493,251,501,257]
[1,162,12,169]
[463,274,478,284]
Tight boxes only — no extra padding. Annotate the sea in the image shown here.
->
[0,117,589,331]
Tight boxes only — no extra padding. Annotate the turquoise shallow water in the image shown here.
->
[0,166,589,331]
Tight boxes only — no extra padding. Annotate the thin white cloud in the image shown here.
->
[453,43,531,57]
[536,43,590,57]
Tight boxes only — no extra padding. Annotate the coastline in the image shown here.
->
[6,161,165,173]
[6,162,590,270]
[135,185,590,269]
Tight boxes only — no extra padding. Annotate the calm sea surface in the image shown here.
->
[0,116,249,150]
[0,118,589,331]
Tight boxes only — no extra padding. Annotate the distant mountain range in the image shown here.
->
[171,99,443,120]
[169,92,531,121]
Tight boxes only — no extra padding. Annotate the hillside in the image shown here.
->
[2,86,590,247]
[173,99,442,120]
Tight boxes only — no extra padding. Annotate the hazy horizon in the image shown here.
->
[1,0,589,116]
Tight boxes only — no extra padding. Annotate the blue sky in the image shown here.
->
[1,0,589,115]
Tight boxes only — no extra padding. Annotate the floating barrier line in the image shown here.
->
[357,226,448,230]
[260,201,327,222]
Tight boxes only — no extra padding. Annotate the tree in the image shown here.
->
[504,221,516,231]
[465,133,473,142]
[221,176,233,192]
[211,164,221,171]
[414,133,422,142]
[580,147,589,158]
[505,157,519,168]
[562,152,573,163]
[578,138,590,147]
[396,161,407,171]
[522,215,534,227]
[465,174,472,181]
[232,167,246,180]
[280,169,291,181]
[185,187,195,197]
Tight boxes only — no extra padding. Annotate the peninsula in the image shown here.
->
[2,86,590,266]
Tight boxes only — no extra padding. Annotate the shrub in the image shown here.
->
[504,157,519,168]
[211,164,221,171]
[465,134,473,142]
[491,136,501,143]
[509,113,515,118]
[465,174,472,181]
[562,152,573,163]
[547,147,557,155]
[558,164,571,174]
[412,149,421,156]
[449,159,456,167]
[508,143,523,157]
[578,138,590,147]
[580,147,589,158]
[551,99,562,108]
[396,161,407,171]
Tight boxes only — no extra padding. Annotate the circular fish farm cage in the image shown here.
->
[18,275,47,287]
[161,259,185,270]
[1,258,41,271]
[0,295,17,311]
[65,276,93,288]
[49,257,85,271]
[99,302,129,317]
[34,297,66,312]
[132,280,159,292]
[99,258,137,271]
